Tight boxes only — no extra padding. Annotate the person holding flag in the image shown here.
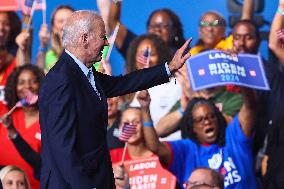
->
[36,5,74,72]
[110,106,177,188]
[110,108,154,164]
[0,64,45,189]
[124,35,182,141]
[0,11,22,102]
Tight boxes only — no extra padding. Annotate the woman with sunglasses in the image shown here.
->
[138,87,258,189]
[191,0,254,57]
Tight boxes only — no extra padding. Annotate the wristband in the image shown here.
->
[143,122,153,127]
[178,106,184,116]
[38,46,48,53]
[277,7,284,16]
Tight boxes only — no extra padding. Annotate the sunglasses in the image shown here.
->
[199,20,225,27]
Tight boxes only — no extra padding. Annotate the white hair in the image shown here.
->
[62,10,102,48]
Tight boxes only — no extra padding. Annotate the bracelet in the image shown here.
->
[143,122,153,127]
[277,7,284,16]
[178,106,184,116]
[38,46,48,53]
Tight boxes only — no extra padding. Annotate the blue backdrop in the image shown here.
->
[28,0,277,75]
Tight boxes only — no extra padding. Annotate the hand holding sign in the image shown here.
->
[186,50,270,91]
[114,163,130,189]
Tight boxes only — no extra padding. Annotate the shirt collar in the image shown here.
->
[65,49,90,77]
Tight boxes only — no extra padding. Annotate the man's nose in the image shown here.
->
[239,38,246,48]
[205,26,214,31]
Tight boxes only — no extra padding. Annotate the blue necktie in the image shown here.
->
[87,69,101,100]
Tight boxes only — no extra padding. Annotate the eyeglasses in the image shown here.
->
[148,23,172,30]
[193,113,216,125]
[199,20,224,27]
[183,181,216,189]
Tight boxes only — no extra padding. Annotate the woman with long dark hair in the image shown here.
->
[0,64,44,189]
[138,87,258,188]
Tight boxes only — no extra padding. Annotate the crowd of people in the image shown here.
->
[0,0,284,188]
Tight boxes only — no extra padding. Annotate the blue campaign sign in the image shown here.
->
[186,50,270,91]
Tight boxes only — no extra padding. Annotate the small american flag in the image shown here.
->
[22,0,44,15]
[136,47,151,68]
[23,0,34,15]
[16,90,38,108]
[119,123,136,142]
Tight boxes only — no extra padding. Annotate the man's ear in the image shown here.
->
[81,33,88,48]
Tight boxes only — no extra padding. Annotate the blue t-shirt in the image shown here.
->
[168,115,258,189]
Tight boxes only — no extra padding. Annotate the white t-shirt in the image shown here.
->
[130,78,182,141]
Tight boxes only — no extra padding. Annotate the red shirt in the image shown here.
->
[110,147,155,164]
[0,103,41,189]
[0,58,16,86]
[0,59,16,102]
[110,147,177,189]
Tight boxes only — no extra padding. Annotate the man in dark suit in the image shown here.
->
[39,10,191,189]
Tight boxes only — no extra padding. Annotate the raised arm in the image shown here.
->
[241,0,254,20]
[156,110,182,137]
[108,0,128,49]
[268,0,284,65]
[98,39,192,97]
[156,66,193,137]
[36,24,50,70]
[15,30,31,66]
[238,87,257,137]
[97,0,111,34]
[137,90,171,166]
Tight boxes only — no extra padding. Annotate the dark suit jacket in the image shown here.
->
[39,51,169,189]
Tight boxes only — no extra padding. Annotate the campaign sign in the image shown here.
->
[186,50,270,91]
[115,156,176,189]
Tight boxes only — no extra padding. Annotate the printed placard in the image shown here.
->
[186,50,270,91]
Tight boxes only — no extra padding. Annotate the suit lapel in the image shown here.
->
[60,52,101,100]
